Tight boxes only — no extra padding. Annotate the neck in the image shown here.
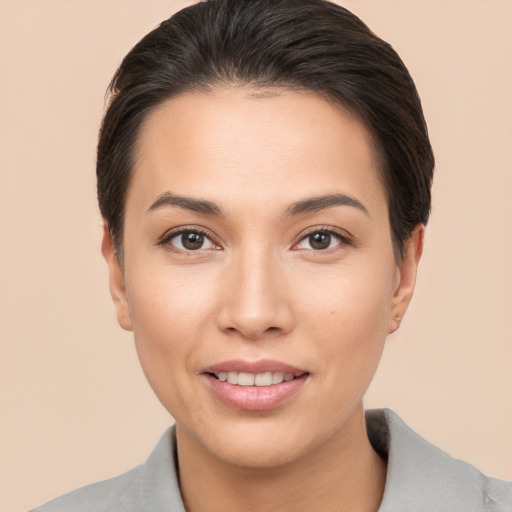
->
[176,405,386,512]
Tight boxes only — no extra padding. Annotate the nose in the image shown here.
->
[216,247,295,340]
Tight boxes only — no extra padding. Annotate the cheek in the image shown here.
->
[296,260,395,379]
[124,265,219,372]
[128,262,216,325]
[123,266,220,417]
[298,259,396,333]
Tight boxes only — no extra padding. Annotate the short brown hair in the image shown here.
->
[97,0,434,258]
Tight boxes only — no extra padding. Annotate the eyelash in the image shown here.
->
[293,227,354,252]
[157,226,353,253]
[157,226,220,252]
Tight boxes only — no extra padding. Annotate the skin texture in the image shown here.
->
[102,88,423,512]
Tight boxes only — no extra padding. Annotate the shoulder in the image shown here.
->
[366,409,512,512]
[29,427,185,512]
[29,465,142,512]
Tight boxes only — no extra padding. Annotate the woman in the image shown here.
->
[30,0,511,510]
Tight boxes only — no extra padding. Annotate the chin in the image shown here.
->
[210,435,311,469]
[181,413,327,469]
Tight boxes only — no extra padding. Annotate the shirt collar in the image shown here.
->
[366,408,509,512]
[138,409,510,511]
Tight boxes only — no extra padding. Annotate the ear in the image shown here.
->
[101,224,133,332]
[388,224,424,334]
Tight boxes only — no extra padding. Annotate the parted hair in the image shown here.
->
[97,0,434,258]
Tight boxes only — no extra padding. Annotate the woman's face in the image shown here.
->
[103,88,421,468]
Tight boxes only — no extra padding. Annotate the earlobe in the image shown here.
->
[101,224,133,332]
[388,224,424,334]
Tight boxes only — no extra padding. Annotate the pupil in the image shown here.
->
[182,232,204,250]
[310,232,330,250]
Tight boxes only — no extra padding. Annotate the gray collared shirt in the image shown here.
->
[31,409,512,512]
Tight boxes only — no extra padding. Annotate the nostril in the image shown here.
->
[216,297,295,339]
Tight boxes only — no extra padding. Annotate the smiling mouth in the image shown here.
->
[209,371,302,387]
[204,365,309,410]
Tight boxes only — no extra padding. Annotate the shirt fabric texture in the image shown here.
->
[31,408,512,512]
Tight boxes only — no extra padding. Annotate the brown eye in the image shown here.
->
[182,232,205,250]
[167,230,216,251]
[309,232,331,250]
[296,230,346,251]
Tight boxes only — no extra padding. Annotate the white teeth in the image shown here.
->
[227,372,238,385]
[214,371,299,387]
[254,372,272,386]
[272,372,284,384]
[238,372,255,386]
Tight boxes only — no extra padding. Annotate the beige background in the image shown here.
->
[0,1,511,510]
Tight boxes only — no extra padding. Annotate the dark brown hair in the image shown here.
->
[97,0,434,258]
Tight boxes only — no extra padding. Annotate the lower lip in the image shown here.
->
[203,374,308,411]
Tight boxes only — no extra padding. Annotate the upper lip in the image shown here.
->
[202,359,308,376]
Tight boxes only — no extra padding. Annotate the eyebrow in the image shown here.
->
[146,192,224,217]
[285,193,369,217]
[146,191,368,219]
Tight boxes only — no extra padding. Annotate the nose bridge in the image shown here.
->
[217,242,293,339]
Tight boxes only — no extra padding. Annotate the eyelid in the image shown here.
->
[292,226,354,250]
[157,225,221,250]
[156,224,353,252]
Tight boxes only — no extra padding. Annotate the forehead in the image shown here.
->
[129,87,386,215]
